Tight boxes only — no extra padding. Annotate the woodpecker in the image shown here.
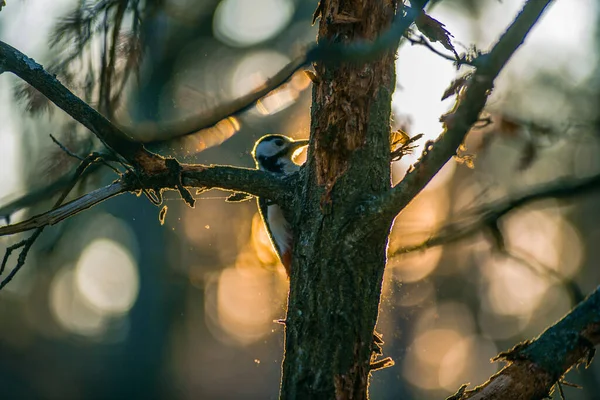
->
[252,134,308,277]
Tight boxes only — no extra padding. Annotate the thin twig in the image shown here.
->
[0,162,290,238]
[49,133,84,161]
[404,34,476,67]
[0,152,122,288]
[0,229,42,289]
[0,180,128,237]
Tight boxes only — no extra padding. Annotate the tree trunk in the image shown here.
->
[281,0,397,398]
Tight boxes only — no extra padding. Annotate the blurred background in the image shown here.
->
[0,0,599,399]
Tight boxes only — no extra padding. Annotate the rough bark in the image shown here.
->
[454,285,600,400]
[281,1,398,398]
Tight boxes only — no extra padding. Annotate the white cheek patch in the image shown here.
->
[257,142,282,158]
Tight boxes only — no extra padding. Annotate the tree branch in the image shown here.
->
[379,0,555,219]
[122,5,428,145]
[181,164,289,199]
[0,171,90,222]
[394,172,600,255]
[403,34,476,67]
[0,151,123,288]
[0,5,427,164]
[0,40,163,171]
[0,180,128,236]
[0,164,289,237]
[451,285,600,400]
[127,55,308,143]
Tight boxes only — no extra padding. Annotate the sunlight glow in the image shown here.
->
[504,207,583,278]
[213,0,294,47]
[388,187,450,282]
[438,336,498,391]
[230,51,302,116]
[483,255,550,317]
[403,328,465,390]
[392,43,457,164]
[251,212,280,267]
[75,239,139,315]
[50,267,108,337]
[215,265,283,345]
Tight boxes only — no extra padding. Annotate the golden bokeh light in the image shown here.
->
[214,266,284,345]
[504,206,583,278]
[183,199,252,265]
[389,177,450,249]
[50,267,108,337]
[438,335,498,392]
[75,239,139,315]
[290,71,312,92]
[403,328,465,390]
[388,186,450,282]
[213,0,294,47]
[413,329,464,366]
[413,302,476,337]
[230,51,303,116]
[482,255,550,317]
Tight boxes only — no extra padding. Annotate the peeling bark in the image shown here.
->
[280,1,397,398]
[312,0,396,194]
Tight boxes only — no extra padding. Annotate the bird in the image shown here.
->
[252,134,309,277]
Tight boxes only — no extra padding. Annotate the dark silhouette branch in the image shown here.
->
[0,164,289,237]
[0,40,163,171]
[403,34,477,67]
[0,151,121,288]
[394,171,600,255]
[0,171,94,222]
[450,285,600,400]
[0,180,128,237]
[0,4,428,169]
[380,0,556,219]
[123,5,428,145]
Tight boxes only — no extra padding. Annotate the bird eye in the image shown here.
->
[274,139,284,146]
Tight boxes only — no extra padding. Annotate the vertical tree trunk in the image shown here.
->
[281,1,397,398]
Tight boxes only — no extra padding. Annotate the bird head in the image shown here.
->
[252,134,309,174]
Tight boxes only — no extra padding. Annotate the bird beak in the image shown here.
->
[291,139,309,151]
[289,138,309,160]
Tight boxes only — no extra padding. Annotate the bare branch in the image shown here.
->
[394,172,600,255]
[123,4,428,145]
[0,229,43,289]
[0,40,162,170]
[379,0,556,219]
[0,180,127,237]
[0,151,124,288]
[453,285,600,400]
[0,163,288,237]
[0,171,93,221]
[127,55,308,143]
[0,4,426,166]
